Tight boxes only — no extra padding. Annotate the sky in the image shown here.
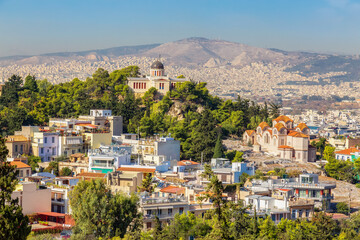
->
[0,0,359,57]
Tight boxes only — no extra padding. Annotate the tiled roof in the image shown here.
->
[267,129,272,135]
[245,130,255,136]
[177,160,200,166]
[335,147,360,155]
[160,185,185,194]
[274,122,286,131]
[296,123,309,131]
[274,115,293,123]
[6,135,29,142]
[75,123,98,129]
[288,131,308,138]
[117,167,155,173]
[10,161,31,168]
[278,145,294,149]
[277,188,291,192]
[77,172,106,178]
[259,122,269,130]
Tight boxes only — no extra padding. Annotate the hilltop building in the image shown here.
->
[127,60,186,96]
[243,115,316,162]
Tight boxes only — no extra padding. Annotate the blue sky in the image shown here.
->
[0,0,359,57]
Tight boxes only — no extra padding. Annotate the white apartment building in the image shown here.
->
[32,132,60,162]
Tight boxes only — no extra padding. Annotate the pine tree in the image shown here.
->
[0,136,31,240]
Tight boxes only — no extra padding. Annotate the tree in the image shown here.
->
[316,138,327,158]
[213,132,225,158]
[232,151,244,162]
[323,146,335,161]
[60,167,72,176]
[0,136,31,239]
[139,173,153,193]
[336,202,350,215]
[24,75,38,92]
[70,179,139,239]
[27,155,41,172]
[44,161,59,176]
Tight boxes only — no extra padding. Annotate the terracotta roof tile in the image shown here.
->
[177,160,200,166]
[288,131,308,138]
[274,115,293,123]
[160,185,185,194]
[245,130,255,136]
[77,172,106,178]
[10,161,31,168]
[278,145,294,149]
[274,123,286,131]
[296,123,309,131]
[259,122,269,130]
[335,147,360,155]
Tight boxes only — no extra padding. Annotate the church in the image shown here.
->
[127,60,186,96]
[243,115,317,162]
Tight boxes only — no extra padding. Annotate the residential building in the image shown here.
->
[83,132,112,150]
[106,171,143,194]
[127,60,187,96]
[5,135,31,157]
[335,147,360,161]
[58,134,84,157]
[88,148,131,174]
[247,173,336,210]
[78,109,123,136]
[50,177,79,214]
[58,153,88,175]
[14,126,40,142]
[12,182,51,215]
[137,137,181,162]
[10,161,32,180]
[32,131,60,162]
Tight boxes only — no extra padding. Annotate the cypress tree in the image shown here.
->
[213,132,224,158]
[0,136,31,239]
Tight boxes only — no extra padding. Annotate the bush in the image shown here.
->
[356,183,360,188]
[336,202,350,215]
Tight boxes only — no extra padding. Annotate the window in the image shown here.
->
[146,222,152,229]
[44,137,47,144]
[19,170,23,177]
[179,207,184,214]
[146,210,152,216]
[305,209,310,217]
[157,209,162,216]
[40,148,44,154]
[52,137,55,143]
[271,214,276,221]
[20,145,23,153]
[15,145,18,152]
[291,210,297,219]
[26,170,30,176]
[52,148,56,155]
[168,209,173,215]
[299,190,306,198]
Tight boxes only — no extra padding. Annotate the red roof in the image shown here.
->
[274,115,293,123]
[335,147,360,155]
[10,161,31,169]
[277,188,291,192]
[245,130,255,136]
[117,167,155,173]
[37,212,66,217]
[259,122,269,130]
[278,145,294,149]
[296,123,309,131]
[288,131,308,138]
[177,160,200,166]
[160,185,185,194]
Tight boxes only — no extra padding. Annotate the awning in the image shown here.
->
[37,212,66,217]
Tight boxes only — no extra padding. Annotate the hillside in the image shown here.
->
[1,37,360,100]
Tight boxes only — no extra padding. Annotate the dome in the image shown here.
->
[150,60,164,69]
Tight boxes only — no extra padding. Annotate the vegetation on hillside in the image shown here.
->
[0,67,279,162]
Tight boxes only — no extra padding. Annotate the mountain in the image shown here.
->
[140,37,310,67]
[1,37,359,84]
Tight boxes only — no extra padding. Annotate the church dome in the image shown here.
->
[151,60,164,69]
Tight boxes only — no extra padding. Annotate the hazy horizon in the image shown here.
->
[0,0,359,57]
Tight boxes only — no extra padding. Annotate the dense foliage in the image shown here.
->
[0,136,31,239]
[69,179,140,239]
[1,67,279,162]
